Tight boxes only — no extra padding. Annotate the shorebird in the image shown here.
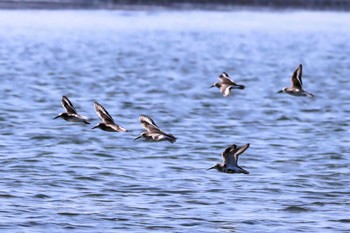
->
[207,143,250,174]
[277,64,314,97]
[53,96,90,124]
[134,115,176,143]
[210,72,245,97]
[92,101,128,132]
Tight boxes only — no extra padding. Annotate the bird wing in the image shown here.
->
[220,85,231,97]
[139,115,160,130]
[61,96,77,114]
[108,124,125,131]
[219,72,235,85]
[222,144,237,165]
[145,123,164,134]
[94,101,114,124]
[290,64,303,89]
[232,143,250,166]
[222,143,250,166]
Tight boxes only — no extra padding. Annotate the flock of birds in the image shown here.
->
[54,63,313,175]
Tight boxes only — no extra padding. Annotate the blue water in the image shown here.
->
[0,9,349,232]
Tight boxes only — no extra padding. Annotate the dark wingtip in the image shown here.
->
[168,135,177,143]
[167,139,176,143]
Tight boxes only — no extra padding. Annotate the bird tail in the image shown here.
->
[166,134,177,143]
[234,84,245,90]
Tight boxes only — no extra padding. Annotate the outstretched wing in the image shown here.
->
[232,143,250,166]
[222,143,250,166]
[219,72,235,85]
[222,144,237,164]
[220,85,231,97]
[139,115,160,130]
[290,64,303,89]
[145,123,164,134]
[94,101,114,124]
[62,96,77,114]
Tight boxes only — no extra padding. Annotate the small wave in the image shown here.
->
[33,193,50,199]
[283,205,310,212]
[331,219,350,223]
[74,176,101,181]
[0,194,18,199]
[58,212,81,216]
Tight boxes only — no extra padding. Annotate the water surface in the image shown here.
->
[0,10,349,232]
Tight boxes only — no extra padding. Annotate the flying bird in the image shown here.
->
[277,64,314,97]
[210,72,245,97]
[92,101,128,132]
[207,143,250,174]
[134,115,176,143]
[53,96,90,124]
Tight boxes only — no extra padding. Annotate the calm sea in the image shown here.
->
[0,9,349,232]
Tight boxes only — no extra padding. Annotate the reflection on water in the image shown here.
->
[0,10,349,232]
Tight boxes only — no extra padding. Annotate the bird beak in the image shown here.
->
[53,115,60,119]
[209,85,214,88]
[206,166,216,170]
[91,125,98,130]
[133,135,142,142]
[277,90,283,94]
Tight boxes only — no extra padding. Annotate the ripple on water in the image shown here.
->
[282,205,311,213]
